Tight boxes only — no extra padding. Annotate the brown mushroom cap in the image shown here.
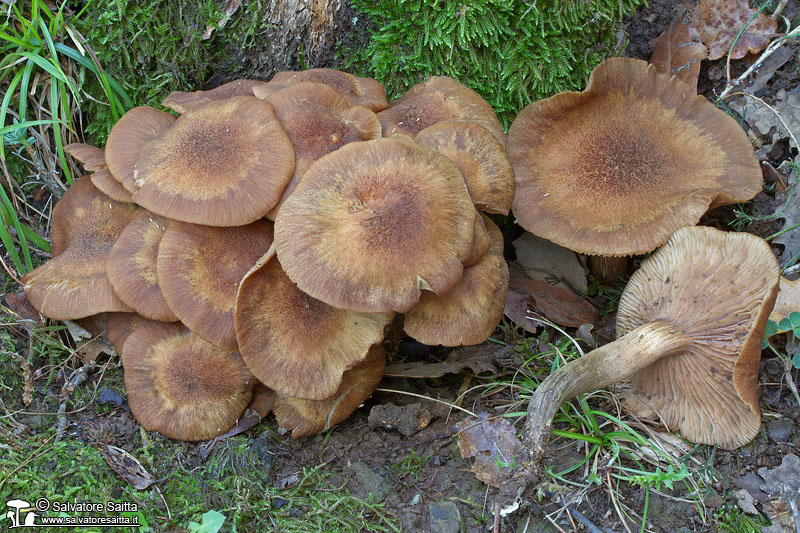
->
[132,96,295,226]
[462,210,491,268]
[22,177,139,320]
[162,79,264,114]
[415,120,515,214]
[105,106,177,193]
[157,219,274,350]
[106,211,177,322]
[235,246,392,400]
[121,319,254,441]
[90,167,134,203]
[404,215,509,346]
[106,312,146,355]
[273,343,386,438]
[64,143,106,172]
[378,77,505,147]
[507,57,762,257]
[254,68,388,112]
[264,82,382,219]
[618,226,779,448]
[274,137,476,313]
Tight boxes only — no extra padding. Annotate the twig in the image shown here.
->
[374,388,477,417]
[720,24,800,100]
[493,502,501,533]
[724,92,800,150]
[565,502,602,533]
[607,469,634,533]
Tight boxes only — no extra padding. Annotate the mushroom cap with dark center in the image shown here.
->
[105,106,177,193]
[264,82,382,219]
[162,79,264,114]
[275,137,476,313]
[618,225,779,448]
[273,343,386,438]
[121,319,254,441]
[157,219,274,350]
[507,57,762,256]
[23,177,139,320]
[132,96,295,226]
[107,211,177,322]
[378,77,505,147]
[415,120,515,215]
[254,68,388,111]
[235,246,393,400]
[404,215,509,346]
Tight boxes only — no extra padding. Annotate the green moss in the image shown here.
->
[69,0,268,143]
[346,0,644,127]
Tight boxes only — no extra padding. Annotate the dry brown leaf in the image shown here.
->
[456,413,522,487]
[508,278,599,328]
[503,286,539,334]
[4,292,44,331]
[512,232,588,294]
[650,3,707,90]
[99,444,159,490]
[693,0,779,60]
[384,344,505,378]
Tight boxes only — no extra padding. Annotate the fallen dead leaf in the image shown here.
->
[508,278,599,328]
[650,3,707,90]
[199,407,264,461]
[100,444,159,490]
[4,292,44,331]
[693,0,779,60]
[503,286,539,334]
[384,344,508,378]
[456,413,522,487]
[512,232,588,294]
[770,159,800,268]
[732,89,800,151]
[770,277,800,325]
[758,454,800,532]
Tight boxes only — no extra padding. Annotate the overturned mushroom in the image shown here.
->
[518,226,778,484]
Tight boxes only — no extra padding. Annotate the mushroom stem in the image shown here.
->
[521,320,690,467]
[587,255,630,286]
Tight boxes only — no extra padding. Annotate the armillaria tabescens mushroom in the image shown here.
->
[507,57,762,283]
[518,226,779,483]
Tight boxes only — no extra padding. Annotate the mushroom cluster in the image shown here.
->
[22,68,514,441]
